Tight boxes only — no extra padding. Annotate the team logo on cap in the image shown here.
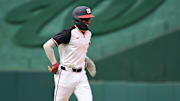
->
[86,8,91,14]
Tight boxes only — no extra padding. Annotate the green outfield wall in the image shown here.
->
[94,28,180,81]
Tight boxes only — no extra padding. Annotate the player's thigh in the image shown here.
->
[74,81,93,101]
[54,85,73,101]
[54,70,74,101]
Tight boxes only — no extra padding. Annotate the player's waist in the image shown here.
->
[60,66,83,73]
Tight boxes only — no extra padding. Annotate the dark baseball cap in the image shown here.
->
[73,6,95,18]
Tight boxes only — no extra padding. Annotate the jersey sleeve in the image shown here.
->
[52,26,75,45]
[52,31,70,45]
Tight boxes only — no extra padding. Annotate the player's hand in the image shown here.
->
[48,63,59,74]
[48,66,58,74]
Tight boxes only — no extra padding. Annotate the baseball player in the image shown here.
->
[43,6,96,101]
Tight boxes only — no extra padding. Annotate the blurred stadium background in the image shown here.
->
[1,0,180,101]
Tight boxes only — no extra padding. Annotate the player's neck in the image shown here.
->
[80,30,86,35]
[75,25,87,35]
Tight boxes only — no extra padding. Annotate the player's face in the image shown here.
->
[81,18,91,26]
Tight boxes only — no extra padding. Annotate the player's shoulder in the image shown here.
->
[52,26,75,44]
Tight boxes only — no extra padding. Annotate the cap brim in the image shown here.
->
[78,14,95,18]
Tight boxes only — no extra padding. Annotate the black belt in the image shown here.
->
[61,66,82,72]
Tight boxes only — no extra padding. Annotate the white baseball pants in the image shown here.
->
[54,69,92,101]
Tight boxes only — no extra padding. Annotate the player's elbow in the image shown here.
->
[43,39,56,50]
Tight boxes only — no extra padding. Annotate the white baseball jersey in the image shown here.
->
[52,26,91,69]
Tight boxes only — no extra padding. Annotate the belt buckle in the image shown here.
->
[72,68,82,72]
